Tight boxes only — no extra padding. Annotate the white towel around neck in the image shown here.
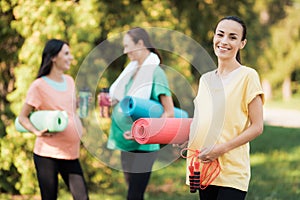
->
[109,52,160,102]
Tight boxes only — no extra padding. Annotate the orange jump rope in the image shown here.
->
[181,148,221,193]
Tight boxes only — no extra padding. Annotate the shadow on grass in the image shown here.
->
[251,125,300,154]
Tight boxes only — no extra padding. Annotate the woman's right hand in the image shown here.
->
[110,98,118,106]
[19,103,54,137]
[34,128,52,137]
[159,95,174,118]
[173,140,188,149]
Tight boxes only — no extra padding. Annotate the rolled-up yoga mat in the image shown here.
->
[120,96,188,120]
[15,110,68,133]
[131,118,192,144]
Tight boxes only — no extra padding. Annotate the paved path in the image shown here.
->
[264,108,300,128]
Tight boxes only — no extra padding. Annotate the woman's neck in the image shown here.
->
[217,59,241,76]
[47,69,64,82]
[137,50,150,66]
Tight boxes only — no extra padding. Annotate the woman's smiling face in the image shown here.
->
[213,19,246,61]
[52,44,73,71]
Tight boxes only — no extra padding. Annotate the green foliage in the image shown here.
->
[0,163,20,194]
[0,2,28,194]
[2,0,102,194]
[260,4,300,88]
[0,126,37,194]
[0,0,23,137]
[8,0,102,114]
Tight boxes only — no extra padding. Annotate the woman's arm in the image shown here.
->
[159,95,175,118]
[18,103,48,136]
[199,95,264,162]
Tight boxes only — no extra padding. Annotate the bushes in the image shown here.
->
[0,125,37,194]
[0,118,115,195]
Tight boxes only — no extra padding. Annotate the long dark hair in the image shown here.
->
[126,27,162,62]
[215,16,247,64]
[37,39,68,78]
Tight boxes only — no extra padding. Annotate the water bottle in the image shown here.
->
[79,87,90,118]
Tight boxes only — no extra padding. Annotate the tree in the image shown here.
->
[3,0,103,194]
[259,2,300,100]
[0,0,25,194]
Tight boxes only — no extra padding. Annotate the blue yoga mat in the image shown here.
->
[120,96,188,120]
[15,110,69,133]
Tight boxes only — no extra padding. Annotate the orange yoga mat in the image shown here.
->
[131,118,193,144]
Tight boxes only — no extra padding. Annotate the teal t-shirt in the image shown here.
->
[107,66,171,152]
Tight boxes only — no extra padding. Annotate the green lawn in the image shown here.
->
[1,125,300,200]
[247,125,300,200]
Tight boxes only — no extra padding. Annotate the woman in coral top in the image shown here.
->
[187,16,264,200]
[18,39,89,200]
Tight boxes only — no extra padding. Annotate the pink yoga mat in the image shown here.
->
[131,118,193,144]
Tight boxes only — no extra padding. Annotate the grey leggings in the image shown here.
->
[121,150,158,200]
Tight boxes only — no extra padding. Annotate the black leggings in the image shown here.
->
[121,150,158,200]
[33,154,89,200]
[199,185,247,200]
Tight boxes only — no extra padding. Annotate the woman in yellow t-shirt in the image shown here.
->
[187,16,264,200]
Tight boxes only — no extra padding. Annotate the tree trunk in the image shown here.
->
[262,79,272,101]
[282,76,292,101]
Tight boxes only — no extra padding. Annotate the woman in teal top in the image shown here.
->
[108,27,174,200]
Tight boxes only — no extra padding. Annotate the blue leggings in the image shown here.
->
[33,154,89,200]
[199,185,247,200]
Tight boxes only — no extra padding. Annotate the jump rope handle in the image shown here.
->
[189,165,196,193]
[183,148,201,193]
[181,147,221,193]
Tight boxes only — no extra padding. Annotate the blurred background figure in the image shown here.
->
[97,87,111,118]
[18,39,89,200]
[107,27,174,200]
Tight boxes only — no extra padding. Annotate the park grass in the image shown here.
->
[1,125,299,200]
[247,125,300,200]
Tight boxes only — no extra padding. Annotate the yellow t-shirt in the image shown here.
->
[187,66,264,192]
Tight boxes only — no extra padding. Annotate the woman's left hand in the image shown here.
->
[199,144,226,163]
[88,94,93,104]
[123,131,134,140]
